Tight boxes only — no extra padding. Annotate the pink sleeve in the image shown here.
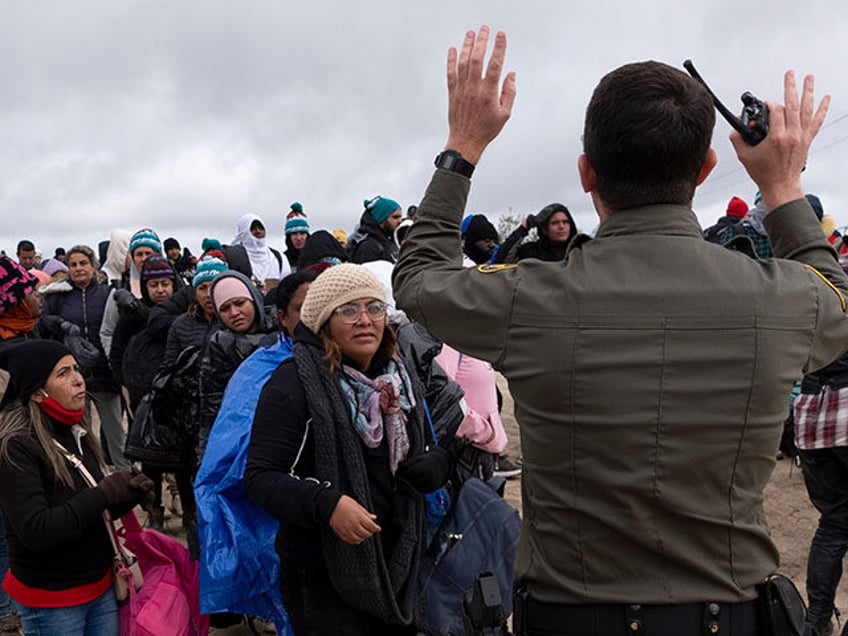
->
[435,346,508,453]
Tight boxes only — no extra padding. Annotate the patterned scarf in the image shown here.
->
[338,357,415,474]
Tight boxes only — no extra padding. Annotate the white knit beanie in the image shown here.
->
[299,263,386,333]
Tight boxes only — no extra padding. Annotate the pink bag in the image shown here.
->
[117,512,209,636]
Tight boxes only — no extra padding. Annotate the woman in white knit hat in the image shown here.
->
[246,263,452,635]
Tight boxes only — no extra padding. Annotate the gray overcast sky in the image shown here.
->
[1,1,846,257]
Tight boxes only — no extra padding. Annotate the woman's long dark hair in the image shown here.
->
[0,400,103,487]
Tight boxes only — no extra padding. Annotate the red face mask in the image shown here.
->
[38,394,84,425]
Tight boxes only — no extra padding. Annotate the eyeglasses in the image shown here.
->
[333,301,388,324]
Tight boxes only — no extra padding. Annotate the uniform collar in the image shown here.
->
[594,204,703,240]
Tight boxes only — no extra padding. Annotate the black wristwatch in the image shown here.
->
[434,150,475,178]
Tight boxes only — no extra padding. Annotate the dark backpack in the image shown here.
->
[415,477,521,636]
[125,346,202,468]
[121,331,165,399]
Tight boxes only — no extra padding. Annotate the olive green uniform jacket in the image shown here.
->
[393,169,848,604]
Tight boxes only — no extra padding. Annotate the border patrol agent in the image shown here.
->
[393,26,845,636]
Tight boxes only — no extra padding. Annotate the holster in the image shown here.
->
[756,574,806,636]
[512,585,529,636]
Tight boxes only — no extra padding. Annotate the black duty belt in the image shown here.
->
[521,596,760,636]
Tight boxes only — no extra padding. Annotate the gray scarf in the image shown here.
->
[293,341,425,625]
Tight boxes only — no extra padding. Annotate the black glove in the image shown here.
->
[60,321,80,336]
[395,446,452,494]
[98,472,139,506]
[129,472,156,506]
[113,289,139,313]
[64,334,101,368]
[40,315,64,336]
[98,471,155,506]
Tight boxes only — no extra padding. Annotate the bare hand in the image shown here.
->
[329,495,381,545]
[445,25,516,165]
[731,70,830,212]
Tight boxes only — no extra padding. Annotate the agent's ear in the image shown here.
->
[696,148,718,186]
[578,154,596,193]
[30,389,48,404]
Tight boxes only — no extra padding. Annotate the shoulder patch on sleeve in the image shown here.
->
[477,264,517,274]
[805,264,847,311]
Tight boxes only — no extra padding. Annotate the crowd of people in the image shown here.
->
[0,195,522,634]
[0,24,846,636]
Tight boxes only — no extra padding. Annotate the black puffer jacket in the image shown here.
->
[196,271,275,464]
[41,281,118,393]
[161,307,219,370]
[347,212,398,264]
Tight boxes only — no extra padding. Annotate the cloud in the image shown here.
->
[1,1,846,255]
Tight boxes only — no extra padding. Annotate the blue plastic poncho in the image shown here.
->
[195,335,293,635]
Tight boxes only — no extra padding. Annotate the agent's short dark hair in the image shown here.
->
[16,240,35,254]
[583,61,715,211]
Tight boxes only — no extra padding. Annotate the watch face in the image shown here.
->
[435,151,473,177]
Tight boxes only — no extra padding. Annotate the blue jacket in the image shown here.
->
[194,335,293,635]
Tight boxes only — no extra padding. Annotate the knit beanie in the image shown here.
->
[42,258,69,277]
[299,263,386,333]
[192,256,228,288]
[463,214,499,243]
[0,255,38,315]
[290,202,303,214]
[460,215,474,236]
[201,238,223,253]
[332,228,348,247]
[822,214,837,237]
[129,228,163,256]
[140,254,177,282]
[298,230,347,269]
[364,196,401,224]
[212,274,254,312]
[0,340,71,405]
[726,196,748,218]
[285,215,310,236]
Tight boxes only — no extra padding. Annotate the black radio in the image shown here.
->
[684,59,769,145]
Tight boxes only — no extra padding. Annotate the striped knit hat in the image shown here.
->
[129,228,163,256]
[285,214,310,236]
[299,263,385,333]
[192,256,228,289]
[140,254,177,282]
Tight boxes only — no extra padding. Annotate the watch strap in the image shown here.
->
[434,150,475,178]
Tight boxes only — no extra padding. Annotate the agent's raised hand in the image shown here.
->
[731,70,830,211]
[445,25,516,165]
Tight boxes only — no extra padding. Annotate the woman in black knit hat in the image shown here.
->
[0,340,153,636]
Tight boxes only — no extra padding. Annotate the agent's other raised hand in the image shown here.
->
[445,25,516,166]
[731,70,830,212]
